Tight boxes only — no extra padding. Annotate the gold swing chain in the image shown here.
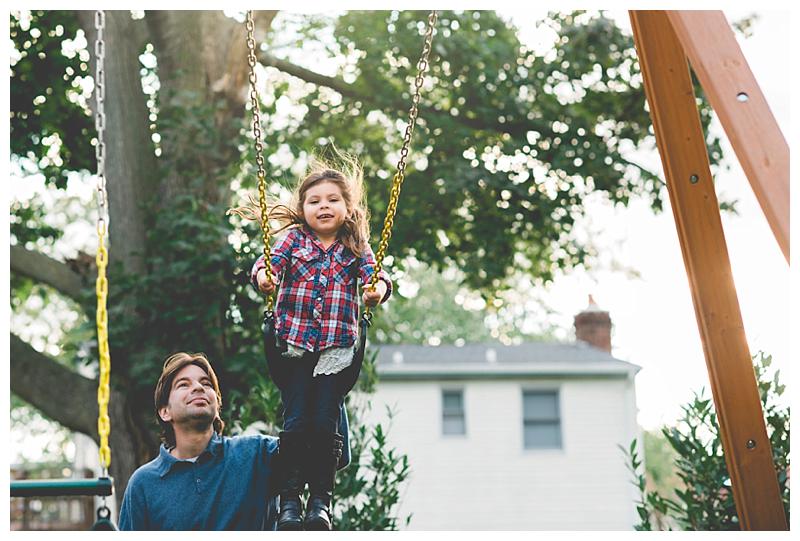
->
[366,11,438,316]
[245,10,274,313]
[94,9,112,476]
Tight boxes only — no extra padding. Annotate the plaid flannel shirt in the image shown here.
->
[251,226,392,352]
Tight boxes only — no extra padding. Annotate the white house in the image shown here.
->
[361,300,642,530]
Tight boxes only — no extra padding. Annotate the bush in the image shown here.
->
[621,351,790,530]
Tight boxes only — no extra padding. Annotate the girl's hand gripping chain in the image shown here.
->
[256,268,277,295]
[362,281,387,308]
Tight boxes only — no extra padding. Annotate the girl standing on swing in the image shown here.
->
[230,150,391,530]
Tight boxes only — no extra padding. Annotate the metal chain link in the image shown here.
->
[246,10,274,313]
[94,9,112,476]
[366,11,438,316]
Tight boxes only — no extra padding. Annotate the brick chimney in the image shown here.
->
[574,295,612,353]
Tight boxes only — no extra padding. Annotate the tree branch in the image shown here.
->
[252,10,279,34]
[10,333,99,440]
[258,51,535,138]
[260,52,362,100]
[10,244,86,301]
[619,156,660,182]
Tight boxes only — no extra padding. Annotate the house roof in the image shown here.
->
[373,341,641,380]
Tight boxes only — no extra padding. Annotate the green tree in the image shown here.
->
[622,352,789,530]
[262,10,729,292]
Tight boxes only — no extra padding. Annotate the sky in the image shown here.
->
[4,6,795,464]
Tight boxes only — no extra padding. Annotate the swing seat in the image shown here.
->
[11,476,118,530]
[262,310,371,395]
[10,477,113,497]
[90,506,118,530]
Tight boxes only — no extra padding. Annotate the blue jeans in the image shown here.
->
[280,351,345,435]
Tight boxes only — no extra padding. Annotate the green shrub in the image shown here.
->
[622,352,789,530]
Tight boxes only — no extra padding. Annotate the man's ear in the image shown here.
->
[158,406,172,423]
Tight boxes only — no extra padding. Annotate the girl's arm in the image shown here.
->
[358,244,393,304]
[250,229,295,289]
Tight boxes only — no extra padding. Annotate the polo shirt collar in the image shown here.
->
[156,432,224,478]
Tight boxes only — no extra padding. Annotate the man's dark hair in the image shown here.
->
[154,352,225,447]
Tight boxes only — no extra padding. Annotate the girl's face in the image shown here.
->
[302,180,348,239]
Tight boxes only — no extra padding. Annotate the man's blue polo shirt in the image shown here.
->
[118,433,279,530]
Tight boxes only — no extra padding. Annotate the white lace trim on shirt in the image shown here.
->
[313,347,353,377]
[281,343,354,377]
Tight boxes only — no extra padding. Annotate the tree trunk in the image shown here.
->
[77,11,158,277]
[145,10,270,203]
[107,387,158,505]
[143,10,276,361]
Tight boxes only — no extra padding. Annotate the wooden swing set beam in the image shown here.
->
[629,10,787,530]
[667,11,789,262]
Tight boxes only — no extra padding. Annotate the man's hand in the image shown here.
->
[362,281,387,307]
[256,268,277,295]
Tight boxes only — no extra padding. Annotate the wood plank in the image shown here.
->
[629,10,787,531]
[667,10,789,262]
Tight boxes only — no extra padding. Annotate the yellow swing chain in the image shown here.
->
[94,10,112,474]
[245,10,274,313]
[365,11,438,317]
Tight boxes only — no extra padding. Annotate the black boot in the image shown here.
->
[277,431,307,531]
[303,431,344,531]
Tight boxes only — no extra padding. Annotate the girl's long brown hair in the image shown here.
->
[229,150,371,257]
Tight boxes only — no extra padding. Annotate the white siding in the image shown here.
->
[360,376,639,530]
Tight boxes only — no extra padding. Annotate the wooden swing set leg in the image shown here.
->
[629,10,787,531]
[666,11,789,263]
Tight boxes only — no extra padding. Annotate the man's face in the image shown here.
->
[158,363,219,430]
